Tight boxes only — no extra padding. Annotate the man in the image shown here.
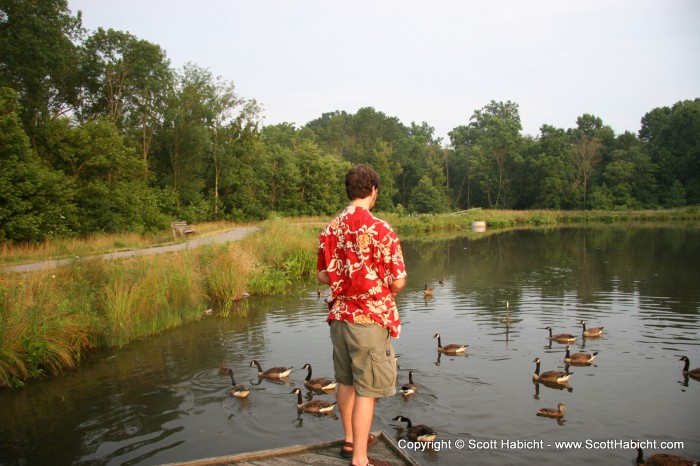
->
[317,164,407,466]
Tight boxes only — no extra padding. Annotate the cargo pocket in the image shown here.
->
[369,345,396,391]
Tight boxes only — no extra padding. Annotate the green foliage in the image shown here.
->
[0,3,698,242]
[0,88,76,241]
[0,0,82,134]
[409,176,450,213]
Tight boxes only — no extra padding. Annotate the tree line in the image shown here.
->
[1,0,699,242]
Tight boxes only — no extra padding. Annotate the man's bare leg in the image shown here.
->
[351,395,375,466]
[337,383,356,445]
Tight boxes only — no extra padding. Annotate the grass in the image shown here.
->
[2,208,699,388]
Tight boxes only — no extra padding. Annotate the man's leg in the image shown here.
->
[337,382,356,445]
[351,395,375,466]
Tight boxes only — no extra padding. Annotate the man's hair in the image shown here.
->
[345,164,380,200]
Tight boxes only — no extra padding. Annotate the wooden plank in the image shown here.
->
[161,431,418,466]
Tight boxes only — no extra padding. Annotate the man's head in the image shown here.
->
[345,164,380,202]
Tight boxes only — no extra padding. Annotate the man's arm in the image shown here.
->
[317,269,330,285]
[390,277,406,295]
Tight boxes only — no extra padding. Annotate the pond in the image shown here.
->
[1,224,699,465]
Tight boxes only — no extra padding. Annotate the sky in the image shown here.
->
[67,0,700,143]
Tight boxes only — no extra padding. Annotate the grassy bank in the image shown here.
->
[0,218,318,388]
[385,207,700,235]
[1,208,699,388]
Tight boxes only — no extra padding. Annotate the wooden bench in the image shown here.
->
[171,221,196,237]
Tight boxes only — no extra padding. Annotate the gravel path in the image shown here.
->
[0,227,260,274]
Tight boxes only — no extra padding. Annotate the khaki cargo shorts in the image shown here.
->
[330,320,397,398]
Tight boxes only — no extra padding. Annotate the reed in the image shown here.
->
[204,243,257,303]
[97,253,205,347]
[0,271,96,388]
[240,217,318,281]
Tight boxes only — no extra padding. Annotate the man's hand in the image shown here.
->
[317,270,330,285]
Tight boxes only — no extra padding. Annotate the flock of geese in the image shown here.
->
[531,319,698,464]
[218,291,699,465]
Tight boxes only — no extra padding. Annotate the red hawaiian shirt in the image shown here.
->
[317,205,407,337]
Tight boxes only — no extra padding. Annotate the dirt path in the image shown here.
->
[0,227,260,274]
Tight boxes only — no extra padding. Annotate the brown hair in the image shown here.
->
[345,164,380,200]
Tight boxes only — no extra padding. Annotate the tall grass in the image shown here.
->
[0,272,97,388]
[0,219,321,387]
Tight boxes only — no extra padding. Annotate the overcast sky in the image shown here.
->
[67,0,699,143]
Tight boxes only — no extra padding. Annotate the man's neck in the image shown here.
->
[349,197,372,210]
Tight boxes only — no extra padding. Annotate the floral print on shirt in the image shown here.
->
[317,205,407,337]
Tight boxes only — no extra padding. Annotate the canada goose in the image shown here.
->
[400,371,417,396]
[301,363,337,391]
[579,320,604,337]
[536,403,567,418]
[433,333,468,354]
[424,284,434,296]
[392,415,437,442]
[250,360,293,378]
[290,388,337,413]
[635,447,697,465]
[532,357,573,384]
[542,326,577,343]
[679,356,700,380]
[564,346,598,365]
[227,369,250,398]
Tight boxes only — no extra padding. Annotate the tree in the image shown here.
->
[0,0,83,138]
[156,64,215,208]
[570,134,602,209]
[79,28,173,177]
[518,126,573,209]
[450,100,523,208]
[0,88,75,241]
[409,176,449,213]
[640,99,700,206]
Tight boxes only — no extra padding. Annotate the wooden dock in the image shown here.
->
[161,431,419,466]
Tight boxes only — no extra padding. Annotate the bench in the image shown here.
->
[171,221,196,237]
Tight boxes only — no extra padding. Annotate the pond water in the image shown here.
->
[1,225,699,466]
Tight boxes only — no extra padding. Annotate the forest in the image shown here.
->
[1,0,699,242]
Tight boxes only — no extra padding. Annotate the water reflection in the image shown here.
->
[1,225,699,465]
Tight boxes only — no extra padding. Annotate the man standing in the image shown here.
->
[317,164,407,466]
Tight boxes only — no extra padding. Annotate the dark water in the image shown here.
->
[1,225,699,465]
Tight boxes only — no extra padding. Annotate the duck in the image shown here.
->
[290,388,337,413]
[392,415,437,442]
[635,447,697,465]
[532,357,573,384]
[227,369,250,398]
[250,359,293,378]
[564,345,598,365]
[536,403,567,418]
[400,371,417,396]
[301,363,337,391]
[542,326,577,343]
[679,356,700,380]
[424,284,434,296]
[438,278,444,286]
[433,333,468,354]
[218,359,228,376]
[579,320,604,337]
